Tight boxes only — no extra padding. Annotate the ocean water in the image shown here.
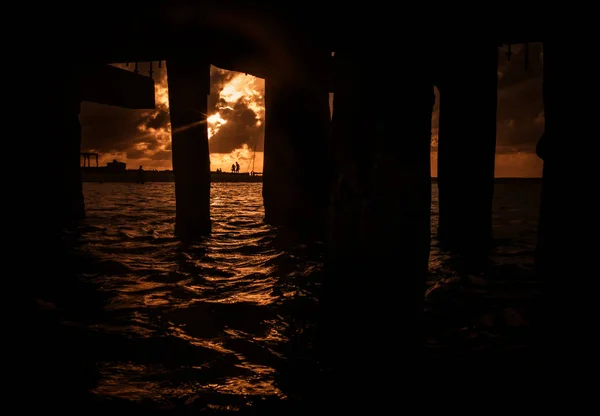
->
[30,180,542,412]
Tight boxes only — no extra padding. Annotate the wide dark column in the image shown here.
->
[437,44,499,262]
[262,46,331,238]
[166,59,211,239]
[12,65,91,410]
[322,46,434,402]
[39,69,86,231]
[536,41,594,368]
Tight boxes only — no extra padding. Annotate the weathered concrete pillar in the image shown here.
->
[322,46,434,392]
[437,44,499,261]
[263,46,331,238]
[166,59,211,239]
[536,41,594,365]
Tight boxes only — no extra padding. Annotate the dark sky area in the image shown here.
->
[80,43,544,176]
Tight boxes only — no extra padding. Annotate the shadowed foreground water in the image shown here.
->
[30,180,541,413]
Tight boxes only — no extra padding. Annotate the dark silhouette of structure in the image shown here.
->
[137,165,144,184]
[20,4,593,411]
[106,159,126,172]
[80,152,98,168]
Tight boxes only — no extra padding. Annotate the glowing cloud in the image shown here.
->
[207,67,265,172]
[207,112,228,139]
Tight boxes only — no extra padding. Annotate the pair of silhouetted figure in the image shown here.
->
[231,162,240,173]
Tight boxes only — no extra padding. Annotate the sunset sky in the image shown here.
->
[80,43,544,177]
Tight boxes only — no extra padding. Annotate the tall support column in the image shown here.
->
[263,47,331,238]
[437,44,499,262]
[322,46,434,401]
[43,69,86,230]
[167,59,211,239]
[536,41,594,367]
[64,99,85,225]
[15,64,85,242]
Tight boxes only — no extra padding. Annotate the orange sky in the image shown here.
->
[80,44,544,177]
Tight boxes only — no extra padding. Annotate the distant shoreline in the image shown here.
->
[432,177,542,182]
[81,170,262,183]
[81,170,541,184]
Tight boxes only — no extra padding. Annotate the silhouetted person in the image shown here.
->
[138,165,144,184]
[235,161,240,173]
[536,132,547,160]
[231,164,235,173]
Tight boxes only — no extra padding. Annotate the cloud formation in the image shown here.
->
[80,44,545,176]
[80,62,265,171]
[80,62,173,169]
[208,66,265,153]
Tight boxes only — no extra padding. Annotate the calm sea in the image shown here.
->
[29,180,542,413]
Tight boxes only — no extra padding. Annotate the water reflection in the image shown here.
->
[31,180,541,412]
[76,182,322,406]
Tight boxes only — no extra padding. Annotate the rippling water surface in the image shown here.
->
[34,181,542,412]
